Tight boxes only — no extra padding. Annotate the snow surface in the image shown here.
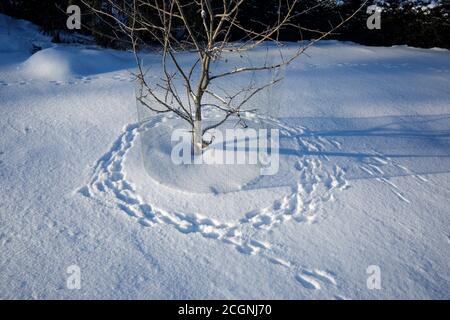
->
[0,14,449,299]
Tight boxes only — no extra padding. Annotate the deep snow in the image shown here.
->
[0,14,449,299]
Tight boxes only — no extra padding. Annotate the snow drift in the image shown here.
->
[21,46,136,80]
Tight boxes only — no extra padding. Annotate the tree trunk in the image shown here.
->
[192,120,202,156]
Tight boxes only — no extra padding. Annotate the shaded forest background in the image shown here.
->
[1,0,449,49]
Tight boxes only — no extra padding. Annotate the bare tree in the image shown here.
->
[82,0,367,154]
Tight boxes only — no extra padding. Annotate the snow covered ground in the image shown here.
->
[0,14,449,299]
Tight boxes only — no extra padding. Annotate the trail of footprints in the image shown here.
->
[0,73,135,87]
[358,151,429,204]
[79,112,426,293]
[3,62,447,88]
[78,114,345,291]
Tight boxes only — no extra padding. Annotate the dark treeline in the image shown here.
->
[0,0,449,49]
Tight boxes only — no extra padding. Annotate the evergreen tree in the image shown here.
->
[0,0,448,48]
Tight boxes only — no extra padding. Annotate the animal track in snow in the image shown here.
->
[78,113,347,291]
[0,72,135,87]
[294,269,337,290]
[295,273,322,290]
[357,150,429,204]
[78,112,417,294]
